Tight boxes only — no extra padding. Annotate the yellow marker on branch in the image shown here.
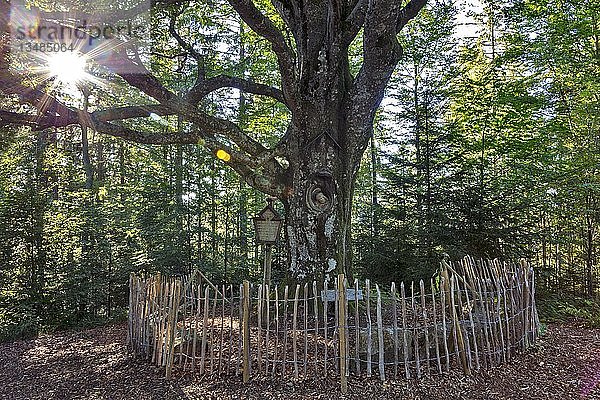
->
[216,149,231,162]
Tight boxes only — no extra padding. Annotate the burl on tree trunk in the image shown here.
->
[0,0,427,280]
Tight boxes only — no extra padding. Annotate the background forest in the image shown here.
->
[1,0,598,341]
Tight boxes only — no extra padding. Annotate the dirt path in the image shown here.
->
[0,323,598,399]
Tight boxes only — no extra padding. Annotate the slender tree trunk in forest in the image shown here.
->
[211,158,217,272]
[237,22,249,268]
[174,116,185,272]
[118,142,126,202]
[239,181,248,264]
[107,246,113,318]
[542,214,547,272]
[413,65,423,230]
[370,134,379,239]
[31,132,47,313]
[175,119,184,215]
[585,195,595,296]
[96,140,105,182]
[554,239,560,289]
[423,92,433,263]
[79,87,95,316]
[81,88,94,190]
[479,127,486,235]
[567,231,574,292]
[478,3,496,238]
[224,192,230,281]
[196,147,204,265]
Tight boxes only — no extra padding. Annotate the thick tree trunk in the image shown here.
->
[276,4,403,281]
[282,119,360,281]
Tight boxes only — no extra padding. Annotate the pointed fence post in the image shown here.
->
[166,280,181,380]
[242,280,251,383]
[337,274,348,394]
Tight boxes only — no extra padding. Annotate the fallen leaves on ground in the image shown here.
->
[0,323,598,399]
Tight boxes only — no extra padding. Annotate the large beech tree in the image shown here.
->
[0,0,426,280]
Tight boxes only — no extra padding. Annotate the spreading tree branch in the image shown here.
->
[92,105,174,122]
[226,0,297,108]
[90,119,285,196]
[0,110,49,127]
[341,0,368,45]
[168,11,207,80]
[187,74,286,105]
[396,0,428,32]
[346,0,427,157]
[0,0,428,202]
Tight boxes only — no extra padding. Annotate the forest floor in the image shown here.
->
[0,322,598,400]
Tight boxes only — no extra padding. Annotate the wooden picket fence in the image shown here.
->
[127,257,540,391]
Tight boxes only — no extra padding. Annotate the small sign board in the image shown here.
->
[254,220,281,243]
[321,289,364,302]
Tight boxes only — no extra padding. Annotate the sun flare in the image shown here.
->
[46,51,88,85]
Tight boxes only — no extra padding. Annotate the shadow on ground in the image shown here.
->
[0,323,598,399]
[0,325,187,400]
